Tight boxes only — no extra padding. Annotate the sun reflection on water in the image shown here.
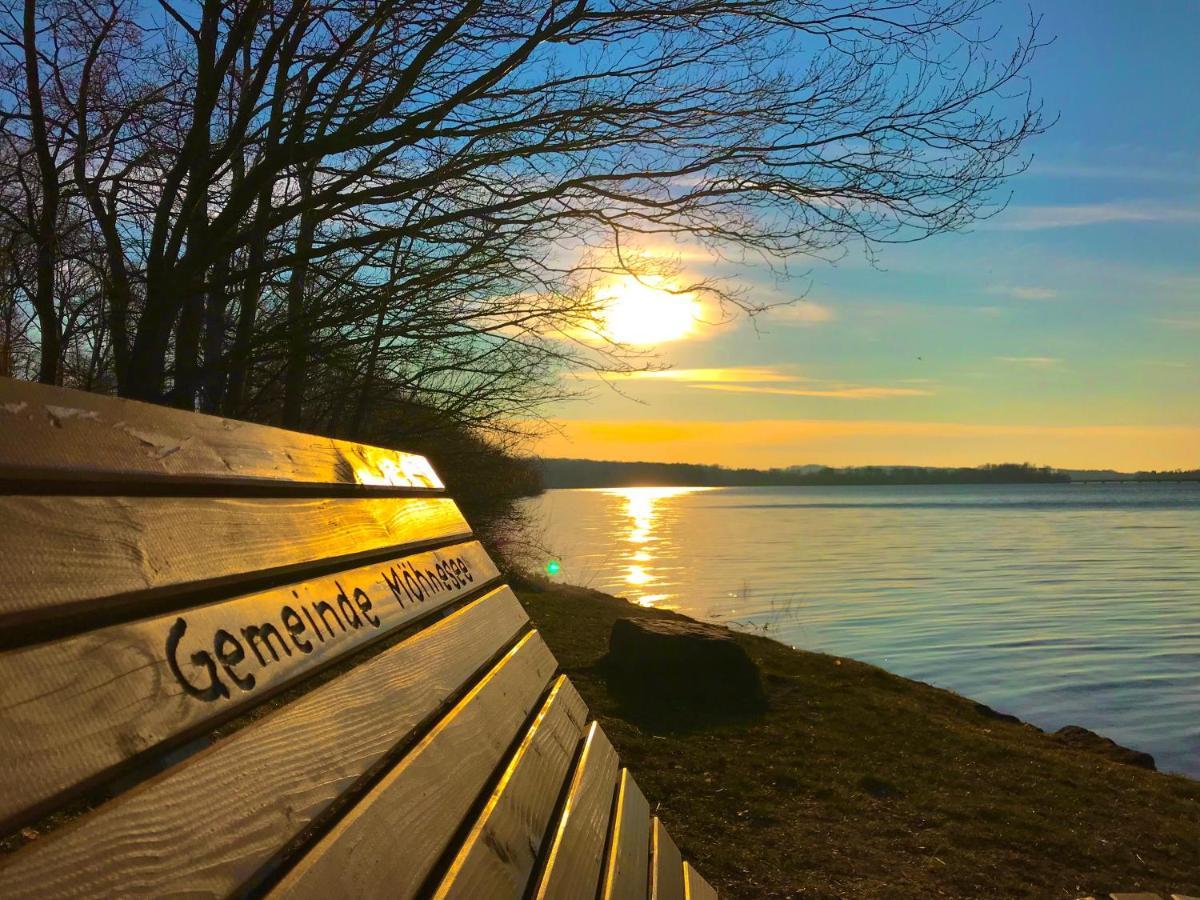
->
[626,565,653,585]
[603,486,710,606]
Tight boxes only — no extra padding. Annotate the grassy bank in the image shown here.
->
[514,577,1200,899]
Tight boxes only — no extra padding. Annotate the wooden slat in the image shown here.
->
[0,587,529,899]
[683,862,717,900]
[0,540,498,832]
[651,818,685,900]
[433,676,589,899]
[602,769,653,900]
[0,495,469,629]
[269,630,558,899]
[0,376,442,491]
[533,721,622,900]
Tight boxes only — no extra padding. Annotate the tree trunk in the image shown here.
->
[30,231,59,385]
[282,162,316,430]
[80,200,134,389]
[0,284,15,378]
[83,299,107,391]
[200,256,229,413]
[222,190,271,416]
[351,293,391,437]
[222,268,258,416]
[121,288,174,401]
[104,262,132,388]
[23,0,62,385]
[171,281,204,410]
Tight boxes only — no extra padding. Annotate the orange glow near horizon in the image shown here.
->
[536,419,1200,472]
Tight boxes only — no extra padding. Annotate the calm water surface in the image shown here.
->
[521,483,1200,777]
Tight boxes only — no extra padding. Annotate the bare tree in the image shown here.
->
[0,0,1047,438]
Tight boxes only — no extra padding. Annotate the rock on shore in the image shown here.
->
[604,616,767,720]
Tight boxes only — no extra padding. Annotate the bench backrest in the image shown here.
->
[0,377,714,899]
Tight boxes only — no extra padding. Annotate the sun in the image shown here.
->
[599,275,701,345]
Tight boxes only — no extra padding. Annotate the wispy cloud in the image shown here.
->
[699,384,932,399]
[1153,316,1200,330]
[581,366,797,383]
[986,284,1059,301]
[633,242,721,264]
[581,364,931,399]
[997,356,1061,368]
[1152,273,1200,295]
[995,203,1200,231]
[766,301,836,324]
[1027,161,1200,184]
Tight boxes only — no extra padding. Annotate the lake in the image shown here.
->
[521,483,1200,777]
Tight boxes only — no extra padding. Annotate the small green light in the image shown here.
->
[546,560,561,576]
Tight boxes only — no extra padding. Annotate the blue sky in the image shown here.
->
[536,0,1200,470]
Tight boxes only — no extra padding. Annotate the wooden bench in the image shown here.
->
[0,377,716,900]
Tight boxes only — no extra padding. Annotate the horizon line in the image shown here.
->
[532,456,1199,475]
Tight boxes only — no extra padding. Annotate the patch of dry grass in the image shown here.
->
[515,576,1200,899]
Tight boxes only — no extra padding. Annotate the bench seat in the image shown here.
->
[0,377,715,899]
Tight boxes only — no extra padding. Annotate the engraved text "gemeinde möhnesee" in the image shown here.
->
[166,554,475,701]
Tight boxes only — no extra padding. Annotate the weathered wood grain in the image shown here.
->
[651,818,686,900]
[0,377,442,492]
[0,588,529,899]
[0,495,468,630]
[433,676,588,900]
[684,862,717,900]
[0,540,498,832]
[602,769,652,900]
[269,630,558,899]
[533,720,622,900]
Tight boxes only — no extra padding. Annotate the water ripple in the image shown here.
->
[524,483,1200,777]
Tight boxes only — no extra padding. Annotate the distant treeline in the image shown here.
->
[1068,469,1200,483]
[535,459,1071,489]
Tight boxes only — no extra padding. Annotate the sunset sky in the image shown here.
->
[534,1,1199,471]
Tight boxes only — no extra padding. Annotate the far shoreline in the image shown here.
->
[532,457,1200,492]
